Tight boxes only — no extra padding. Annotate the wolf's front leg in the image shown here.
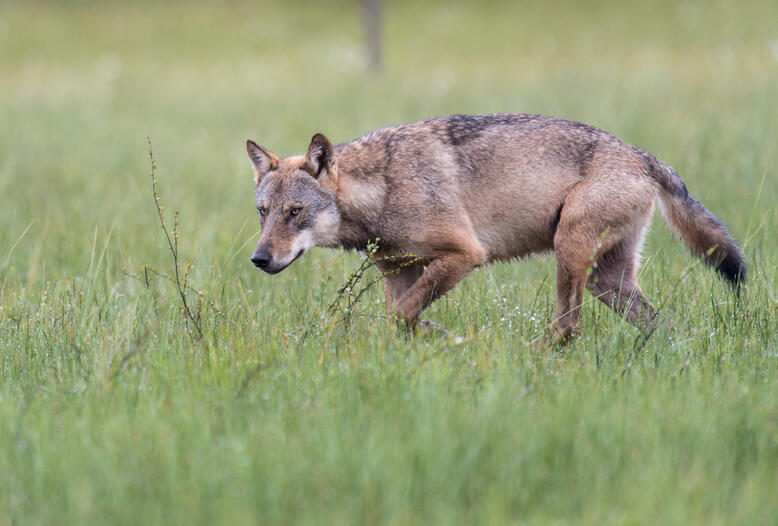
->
[392,248,485,328]
[375,260,425,315]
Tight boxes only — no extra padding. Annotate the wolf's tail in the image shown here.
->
[643,153,746,289]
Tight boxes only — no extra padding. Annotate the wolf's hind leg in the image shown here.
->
[551,173,656,343]
[588,239,659,335]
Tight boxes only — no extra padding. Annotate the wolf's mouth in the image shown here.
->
[262,249,305,275]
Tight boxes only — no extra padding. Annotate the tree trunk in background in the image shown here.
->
[362,0,382,73]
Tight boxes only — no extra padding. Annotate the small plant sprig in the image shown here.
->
[325,239,383,328]
[146,137,203,341]
[299,239,423,337]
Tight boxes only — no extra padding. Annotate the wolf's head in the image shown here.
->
[247,134,341,274]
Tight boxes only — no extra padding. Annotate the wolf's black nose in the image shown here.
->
[251,252,272,269]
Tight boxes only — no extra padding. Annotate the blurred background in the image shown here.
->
[1,0,776,288]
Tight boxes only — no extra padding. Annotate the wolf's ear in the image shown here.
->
[247,140,279,183]
[305,133,335,180]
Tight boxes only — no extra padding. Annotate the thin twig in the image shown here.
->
[146,137,202,340]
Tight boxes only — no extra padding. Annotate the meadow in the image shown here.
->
[1,0,777,523]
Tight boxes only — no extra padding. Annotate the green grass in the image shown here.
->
[1,0,777,524]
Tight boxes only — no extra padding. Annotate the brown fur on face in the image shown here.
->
[247,114,745,342]
[248,140,340,274]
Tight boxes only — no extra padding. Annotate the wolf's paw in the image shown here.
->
[549,323,580,347]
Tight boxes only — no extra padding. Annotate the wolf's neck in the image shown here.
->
[331,144,389,252]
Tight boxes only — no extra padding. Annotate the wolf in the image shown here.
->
[246,114,745,342]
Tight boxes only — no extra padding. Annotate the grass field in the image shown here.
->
[1,0,777,523]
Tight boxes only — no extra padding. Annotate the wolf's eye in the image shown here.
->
[258,207,267,216]
[290,207,301,216]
